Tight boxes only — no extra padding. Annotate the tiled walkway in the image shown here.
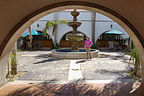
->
[0,83,138,96]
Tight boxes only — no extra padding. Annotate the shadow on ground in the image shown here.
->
[7,82,136,96]
[33,58,61,64]
[94,69,132,79]
[76,60,87,64]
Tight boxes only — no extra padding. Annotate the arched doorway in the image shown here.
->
[20,30,53,50]
[0,1,144,94]
[97,30,127,50]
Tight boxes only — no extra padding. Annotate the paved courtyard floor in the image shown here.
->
[15,50,134,83]
[17,50,69,81]
[0,50,139,96]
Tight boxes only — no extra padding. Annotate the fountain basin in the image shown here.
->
[51,49,99,59]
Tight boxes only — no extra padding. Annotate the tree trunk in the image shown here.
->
[53,26,56,47]
[128,37,131,51]
[53,12,58,48]
[28,26,32,48]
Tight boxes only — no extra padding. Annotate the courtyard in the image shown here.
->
[0,1,144,96]
[15,50,134,82]
[0,50,139,96]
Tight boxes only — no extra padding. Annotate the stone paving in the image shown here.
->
[15,50,134,83]
[80,52,132,80]
[17,51,69,81]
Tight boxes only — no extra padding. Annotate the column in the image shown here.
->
[91,12,96,43]
[0,54,9,87]
[54,12,59,46]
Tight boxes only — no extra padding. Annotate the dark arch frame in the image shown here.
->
[0,1,143,56]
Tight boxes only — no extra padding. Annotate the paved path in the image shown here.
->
[14,50,135,84]
[68,60,83,81]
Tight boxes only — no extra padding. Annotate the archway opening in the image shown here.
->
[19,30,53,50]
[96,30,128,50]
[0,2,144,95]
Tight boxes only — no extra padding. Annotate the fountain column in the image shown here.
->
[66,9,84,51]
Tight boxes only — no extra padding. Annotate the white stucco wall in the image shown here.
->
[0,54,9,87]
[22,10,129,44]
[95,13,129,41]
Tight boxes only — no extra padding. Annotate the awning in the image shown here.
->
[104,30,124,35]
[24,30,42,36]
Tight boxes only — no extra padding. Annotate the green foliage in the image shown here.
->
[126,68,135,76]
[17,49,22,52]
[91,42,98,49]
[9,53,15,62]
[9,53,17,75]
[121,38,128,43]
[124,47,131,55]
[18,36,24,40]
[56,19,68,24]
[130,45,140,64]
[22,36,28,41]
[51,43,59,49]
[129,45,140,75]
[42,19,68,36]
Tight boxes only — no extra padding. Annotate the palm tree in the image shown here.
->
[129,45,141,76]
[28,26,32,48]
[43,19,68,47]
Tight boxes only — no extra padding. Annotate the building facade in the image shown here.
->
[22,10,129,48]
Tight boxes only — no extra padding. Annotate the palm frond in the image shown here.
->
[128,45,141,76]
[42,19,68,36]
[130,46,140,62]
[42,20,56,36]
[56,19,68,24]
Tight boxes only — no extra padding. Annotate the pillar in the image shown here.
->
[0,53,9,87]
[54,12,59,46]
[91,12,96,43]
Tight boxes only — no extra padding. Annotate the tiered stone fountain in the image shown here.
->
[66,9,84,51]
[51,9,99,59]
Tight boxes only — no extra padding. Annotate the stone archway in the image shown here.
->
[1,1,144,58]
[0,1,144,94]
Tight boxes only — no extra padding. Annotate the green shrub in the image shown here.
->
[91,42,98,49]
[51,43,59,49]
[17,49,22,52]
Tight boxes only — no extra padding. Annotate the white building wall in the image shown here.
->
[95,13,129,41]
[22,11,129,44]
[95,22,112,40]
[0,54,9,87]
[53,11,92,43]
[96,13,113,21]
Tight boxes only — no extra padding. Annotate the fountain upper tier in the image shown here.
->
[68,22,81,31]
[66,9,84,41]
[68,9,81,32]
